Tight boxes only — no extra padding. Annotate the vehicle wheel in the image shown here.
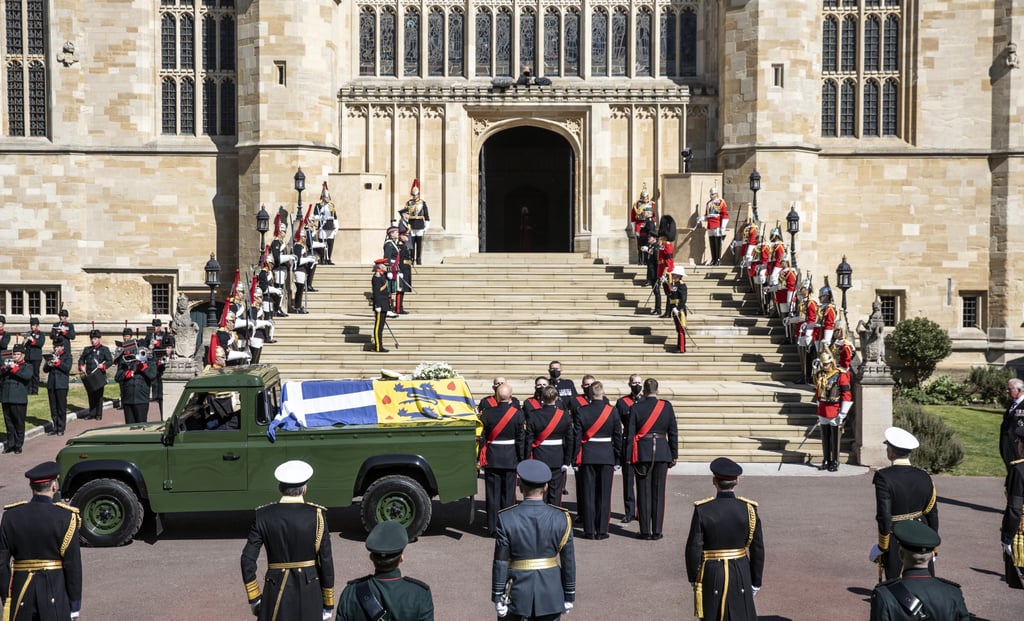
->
[72,478,145,547]
[360,474,432,540]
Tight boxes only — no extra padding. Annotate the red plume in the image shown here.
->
[274,212,282,238]
[229,269,240,299]
[207,333,218,366]
[320,181,330,203]
[410,178,420,196]
[218,299,230,328]
[250,275,258,304]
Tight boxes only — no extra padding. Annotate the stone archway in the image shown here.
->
[478,126,575,252]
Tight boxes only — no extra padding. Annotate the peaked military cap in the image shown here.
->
[710,457,742,480]
[366,520,408,555]
[517,459,551,486]
[152,318,162,327]
[274,460,313,486]
[893,520,940,553]
[883,427,919,451]
[25,461,60,484]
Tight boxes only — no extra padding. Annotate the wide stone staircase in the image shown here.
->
[261,253,849,464]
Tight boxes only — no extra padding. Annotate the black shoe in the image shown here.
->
[828,462,839,472]
[2,446,11,454]
[399,311,410,315]
[57,432,64,436]
[326,261,335,265]
[620,516,633,524]
[275,311,288,318]
[640,281,651,287]
[265,339,277,344]
[581,533,596,540]
[659,313,670,318]
[596,533,610,540]
[651,533,664,541]
[376,348,390,353]
[295,308,309,314]
[650,309,661,316]
[306,287,318,292]
[46,430,58,436]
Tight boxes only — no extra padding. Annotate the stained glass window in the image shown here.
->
[381,8,396,76]
[360,7,376,76]
[496,8,511,76]
[592,8,607,76]
[544,8,560,76]
[863,79,879,136]
[611,7,627,77]
[404,7,420,77]
[564,9,580,77]
[636,8,651,77]
[449,8,464,76]
[883,15,899,72]
[840,79,856,136]
[660,8,676,77]
[822,80,837,137]
[841,16,857,72]
[680,8,696,76]
[476,8,491,76]
[520,8,536,74]
[428,8,445,76]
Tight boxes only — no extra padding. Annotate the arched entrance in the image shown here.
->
[479,126,575,252]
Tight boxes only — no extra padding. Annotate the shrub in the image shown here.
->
[893,400,965,473]
[885,318,952,388]
[924,375,967,405]
[964,366,1017,405]
[895,386,940,405]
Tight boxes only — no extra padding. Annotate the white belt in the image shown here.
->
[586,437,612,442]
[490,440,515,445]
[540,439,563,446]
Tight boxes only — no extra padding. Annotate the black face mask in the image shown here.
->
[549,369,561,380]
[534,386,546,397]
[630,384,642,396]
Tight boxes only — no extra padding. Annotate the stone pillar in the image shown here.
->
[854,362,895,468]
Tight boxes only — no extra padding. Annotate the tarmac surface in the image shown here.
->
[1,404,1019,620]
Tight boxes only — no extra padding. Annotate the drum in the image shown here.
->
[82,368,106,392]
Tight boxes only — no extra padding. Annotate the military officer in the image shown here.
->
[547,361,578,408]
[614,374,644,524]
[143,318,176,418]
[479,383,527,534]
[44,335,72,436]
[812,349,851,472]
[817,281,839,352]
[395,231,414,315]
[872,427,939,581]
[403,179,430,265]
[1000,378,1024,472]
[0,461,83,621]
[492,460,576,621]
[114,343,157,424]
[685,458,764,621]
[870,521,969,620]
[573,382,621,540]
[626,378,678,540]
[51,307,76,342]
[698,187,729,266]
[336,520,433,621]
[1001,426,1024,589]
[241,460,335,621]
[666,265,688,353]
[478,377,522,413]
[523,377,550,421]
[78,329,113,421]
[653,217,676,317]
[1,344,33,454]
[0,315,10,352]
[371,259,391,353]
[24,317,46,395]
[383,226,401,309]
[525,386,574,507]
[630,184,657,265]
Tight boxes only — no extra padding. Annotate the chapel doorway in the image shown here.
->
[478,126,575,252]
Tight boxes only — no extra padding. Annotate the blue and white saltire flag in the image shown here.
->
[267,380,377,441]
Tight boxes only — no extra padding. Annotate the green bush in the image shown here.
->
[893,400,965,473]
[885,318,953,388]
[895,385,941,405]
[964,366,1016,405]
[924,375,967,405]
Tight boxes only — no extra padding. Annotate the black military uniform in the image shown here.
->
[78,330,113,421]
[492,460,575,621]
[395,234,414,315]
[684,458,764,621]
[873,427,938,581]
[403,182,429,265]
[614,385,643,523]
[870,521,968,621]
[1,344,33,454]
[666,267,688,354]
[479,400,527,533]
[24,318,45,395]
[0,315,10,352]
[114,346,157,424]
[0,462,83,621]
[1000,392,1024,472]
[573,396,622,539]
[336,520,434,620]
[241,460,335,621]
[549,371,578,409]
[626,390,678,539]
[143,319,176,418]
[1002,427,1024,589]
[371,260,391,353]
[50,309,76,343]
[526,403,573,507]
[44,337,72,436]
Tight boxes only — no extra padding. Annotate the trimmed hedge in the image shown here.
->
[893,400,965,474]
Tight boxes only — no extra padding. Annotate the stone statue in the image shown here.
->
[171,293,200,359]
[856,298,886,364]
[1008,42,1020,69]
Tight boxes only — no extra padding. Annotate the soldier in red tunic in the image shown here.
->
[699,187,730,266]
[817,281,839,352]
[630,184,657,265]
[813,350,852,472]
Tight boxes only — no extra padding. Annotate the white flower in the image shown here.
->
[411,361,460,380]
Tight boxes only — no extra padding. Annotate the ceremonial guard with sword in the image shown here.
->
[402,179,430,265]
[630,183,657,265]
[666,265,689,354]
[698,187,729,266]
[811,349,851,472]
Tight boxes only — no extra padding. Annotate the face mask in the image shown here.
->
[534,386,546,397]
[630,384,642,396]
[549,369,561,379]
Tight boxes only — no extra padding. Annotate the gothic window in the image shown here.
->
[7,63,24,136]
[564,9,580,77]
[26,0,42,55]
[520,8,536,74]
[841,16,857,72]
[592,8,608,76]
[635,7,652,77]
[476,8,492,76]
[381,8,396,76]
[5,0,47,136]
[680,7,696,77]
[611,7,627,77]
[27,60,43,136]
[360,7,376,76]
[882,78,898,136]
[496,8,512,77]
[181,14,195,68]
[821,80,837,137]
[428,8,444,76]
[544,8,560,76]
[885,0,900,5]
[865,15,880,72]
[449,8,464,76]
[822,17,838,73]
[219,16,234,71]
[404,7,420,77]
[162,78,178,134]
[863,79,879,136]
[203,15,216,71]
[842,0,858,6]
[866,0,881,5]
[883,15,899,72]
[180,77,195,134]
[203,78,216,134]
[660,8,676,77]
[164,2,235,136]
[840,79,856,136]
[6,0,22,55]
[220,79,235,135]
[162,14,178,69]
[823,0,838,7]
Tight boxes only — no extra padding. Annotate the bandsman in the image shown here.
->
[24,317,46,395]
[143,318,176,418]
[1,344,32,454]
[114,341,157,424]
[51,307,76,342]
[0,315,10,353]
[78,329,113,421]
[44,335,72,436]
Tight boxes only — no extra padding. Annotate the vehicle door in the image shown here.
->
[165,389,247,492]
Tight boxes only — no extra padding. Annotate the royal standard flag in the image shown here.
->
[372,378,477,422]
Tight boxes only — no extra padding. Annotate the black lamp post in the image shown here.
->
[204,253,221,326]
[256,204,270,255]
[749,169,761,222]
[836,255,853,315]
[293,168,306,231]
[786,205,800,269]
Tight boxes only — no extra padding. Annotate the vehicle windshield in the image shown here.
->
[178,391,242,431]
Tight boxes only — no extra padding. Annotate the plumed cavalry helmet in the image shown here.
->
[770,223,783,242]
[657,215,677,242]
[819,276,833,301]
[818,349,835,368]
[640,182,650,201]
[410,178,420,197]
[709,187,718,198]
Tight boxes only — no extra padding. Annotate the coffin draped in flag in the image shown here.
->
[268,378,477,440]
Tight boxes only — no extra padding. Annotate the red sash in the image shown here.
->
[576,404,614,465]
[525,397,542,412]
[631,400,665,464]
[480,395,498,411]
[531,408,565,450]
[479,406,519,468]
[621,396,634,408]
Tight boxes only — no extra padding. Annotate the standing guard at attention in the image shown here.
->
[630,184,657,265]
[812,350,851,472]
[402,179,430,265]
[479,383,527,534]
[370,259,392,353]
[685,458,764,621]
[626,378,678,540]
[1001,426,1024,589]
[573,381,621,540]
[241,460,335,621]
[698,187,730,266]
[666,265,689,354]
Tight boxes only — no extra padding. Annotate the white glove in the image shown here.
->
[495,602,509,617]
[840,401,853,416]
[838,414,847,426]
[322,608,333,621]
[374,307,381,313]
[722,219,729,230]
[869,544,882,562]
[561,465,571,474]
[640,246,649,253]
[671,308,680,316]
[386,271,394,280]
[71,613,80,620]
[1004,543,1014,557]
[614,465,622,472]
[751,586,760,597]
[564,602,574,613]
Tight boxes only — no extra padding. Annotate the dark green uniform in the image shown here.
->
[870,568,968,620]
[44,346,72,434]
[0,496,83,621]
[77,341,113,420]
[114,356,157,424]
[1,354,33,453]
[24,326,45,394]
[336,569,434,620]
[241,499,335,621]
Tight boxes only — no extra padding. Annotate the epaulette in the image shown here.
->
[737,496,759,507]
[555,505,571,515]
[3,501,28,511]
[306,501,327,511]
[1011,458,1024,466]
[254,502,274,511]
[54,502,79,514]
[694,497,714,506]
[346,574,374,585]
[934,576,962,589]
[498,505,516,514]
[402,576,430,591]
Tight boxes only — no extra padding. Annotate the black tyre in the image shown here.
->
[360,474,432,540]
[72,478,145,547]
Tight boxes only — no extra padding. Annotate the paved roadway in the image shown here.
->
[1,406,1017,620]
